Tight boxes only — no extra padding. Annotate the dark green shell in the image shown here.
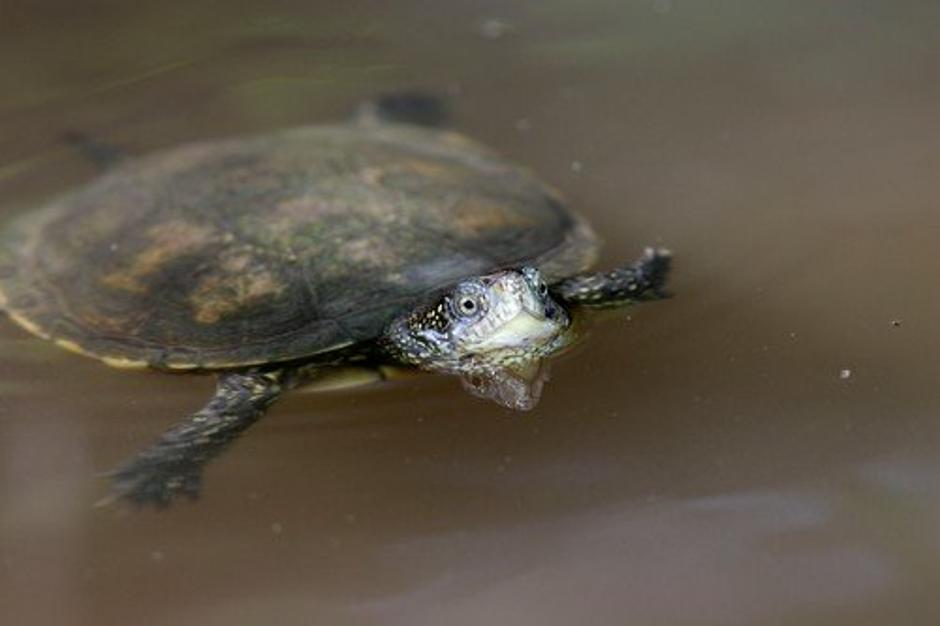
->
[0,123,597,369]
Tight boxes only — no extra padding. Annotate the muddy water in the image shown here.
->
[2,1,940,624]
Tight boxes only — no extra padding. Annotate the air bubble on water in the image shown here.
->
[570,160,583,173]
[478,18,514,40]
[839,369,852,380]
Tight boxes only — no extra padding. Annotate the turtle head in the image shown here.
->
[386,267,571,410]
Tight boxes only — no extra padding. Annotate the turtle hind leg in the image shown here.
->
[353,92,449,128]
[552,247,672,307]
[106,369,287,507]
[61,131,126,170]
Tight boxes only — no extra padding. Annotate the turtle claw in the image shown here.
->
[636,247,673,299]
[106,454,204,507]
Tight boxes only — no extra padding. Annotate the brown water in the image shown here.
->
[2,1,940,624]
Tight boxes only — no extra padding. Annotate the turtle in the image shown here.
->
[0,95,671,505]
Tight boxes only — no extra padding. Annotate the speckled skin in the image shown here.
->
[0,123,596,370]
[553,247,672,306]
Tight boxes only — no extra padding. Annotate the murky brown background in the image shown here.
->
[2,1,940,624]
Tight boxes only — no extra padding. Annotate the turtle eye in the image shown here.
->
[537,281,548,296]
[457,295,480,316]
[450,282,487,319]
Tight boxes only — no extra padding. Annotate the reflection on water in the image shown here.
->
[3,1,940,624]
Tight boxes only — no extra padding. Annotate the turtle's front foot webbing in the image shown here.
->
[107,369,285,507]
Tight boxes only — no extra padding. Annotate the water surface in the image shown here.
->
[2,1,940,624]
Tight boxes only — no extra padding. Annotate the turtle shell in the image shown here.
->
[0,124,598,370]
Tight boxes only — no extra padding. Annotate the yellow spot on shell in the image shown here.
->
[7,310,50,340]
[359,167,384,185]
[452,197,536,235]
[53,337,88,354]
[159,360,200,371]
[189,249,284,324]
[100,355,150,369]
[101,221,216,293]
[438,130,492,154]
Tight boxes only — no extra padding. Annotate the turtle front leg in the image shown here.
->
[108,368,288,506]
[552,247,672,307]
